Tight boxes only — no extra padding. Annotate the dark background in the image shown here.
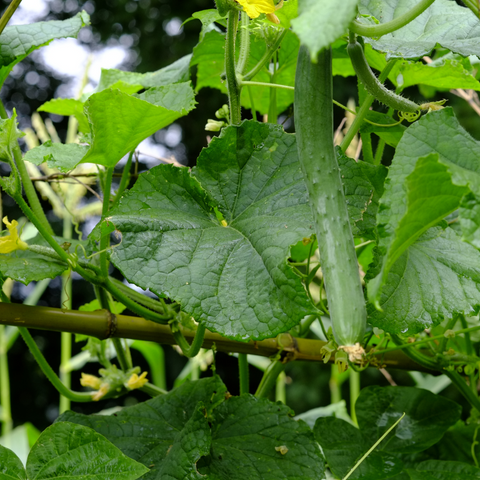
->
[2,0,477,431]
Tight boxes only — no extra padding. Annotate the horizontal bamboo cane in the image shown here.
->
[0,302,436,373]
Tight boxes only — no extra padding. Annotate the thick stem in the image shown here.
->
[340,58,398,152]
[225,11,241,125]
[349,0,436,37]
[236,12,250,75]
[238,353,249,395]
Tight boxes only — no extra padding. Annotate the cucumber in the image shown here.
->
[294,45,366,347]
[348,39,420,113]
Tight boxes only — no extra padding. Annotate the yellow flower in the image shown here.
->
[125,371,149,390]
[0,217,28,253]
[80,373,102,389]
[236,0,276,18]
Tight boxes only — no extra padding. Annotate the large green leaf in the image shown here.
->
[0,445,25,480]
[101,121,314,340]
[80,82,196,168]
[358,0,480,58]
[356,386,461,454]
[58,377,226,480]
[26,422,148,480]
[24,141,89,172]
[0,11,89,88]
[291,0,359,61]
[368,227,480,334]
[314,417,403,480]
[407,460,480,480]
[199,395,325,480]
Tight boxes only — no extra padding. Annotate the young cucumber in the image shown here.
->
[348,39,420,113]
[294,45,366,347]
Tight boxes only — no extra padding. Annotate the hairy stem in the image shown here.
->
[238,353,249,394]
[225,11,241,124]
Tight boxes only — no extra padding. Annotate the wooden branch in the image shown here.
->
[0,302,436,373]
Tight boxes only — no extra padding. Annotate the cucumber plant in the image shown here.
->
[2,0,480,478]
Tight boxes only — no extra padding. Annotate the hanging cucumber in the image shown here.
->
[347,37,420,113]
[294,45,366,348]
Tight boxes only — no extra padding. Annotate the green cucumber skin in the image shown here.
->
[294,45,366,347]
[347,41,420,113]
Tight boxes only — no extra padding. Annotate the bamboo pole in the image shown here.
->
[0,302,435,373]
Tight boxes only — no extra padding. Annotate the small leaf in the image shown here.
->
[96,54,192,93]
[356,386,461,454]
[81,83,196,168]
[0,445,26,480]
[199,395,325,480]
[37,99,89,133]
[24,141,89,173]
[0,11,89,88]
[26,422,148,480]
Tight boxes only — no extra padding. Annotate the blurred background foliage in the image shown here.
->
[1,0,478,431]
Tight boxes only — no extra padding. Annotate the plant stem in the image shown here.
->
[139,382,167,397]
[350,370,360,425]
[243,28,287,81]
[276,371,286,403]
[349,0,436,37]
[94,285,132,371]
[340,58,398,152]
[131,340,166,390]
[255,361,286,398]
[0,0,22,36]
[171,324,206,358]
[459,314,478,396]
[100,167,113,278]
[236,12,250,75]
[18,327,93,402]
[238,353,249,394]
[0,324,12,436]
[463,0,480,18]
[111,151,133,210]
[59,214,72,413]
[14,194,98,283]
[268,53,278,124]
[225,11,241,125]
[0,100,54,235]
[240,80,293,90]
[445,369,480,413]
